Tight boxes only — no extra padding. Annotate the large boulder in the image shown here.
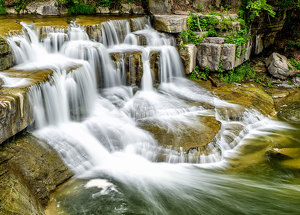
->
[153,15,188,33]
[0,132,73,214]
[26,1,59,15]
[179,44,197,74]
[266,53,298,80]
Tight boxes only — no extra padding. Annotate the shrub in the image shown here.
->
[290,58,300,70]
[221,62,255,83]
[68,2,96,14]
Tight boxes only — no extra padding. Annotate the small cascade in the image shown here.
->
[4,16,289,176]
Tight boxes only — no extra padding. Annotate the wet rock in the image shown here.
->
[153,15,188,33]
[149,51,160,83]
[213,83,275,116]
[0,37,14,70]
[254,34,264,55]
[266,53,299,80]
[265,148,291,160]
[278,102,300,122]
[179,44,197,74]
[0,132,73,214]
[110,51,143,86]
[139,116,221,152]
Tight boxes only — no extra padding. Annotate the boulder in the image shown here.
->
[95,6,110,14]
[153,15,188,33]
[179,44,197,74]
[149,0,173,14]
[266,53,298,80]
[197,43,222,72]
[0,37,14,71]
[26,1,59,16]
[139,116,221,152]
[0,132,73,214]
[121,3,144,14]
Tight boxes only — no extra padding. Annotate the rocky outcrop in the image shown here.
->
[121,3,144,14]
[0,37,14,70]
[153,15,188,33]
[179,44,197,74]
[213,83,276,116]
[196,37,252,72]
[0,132,73,215]
[266,53,298,80]
[139,116,221,152]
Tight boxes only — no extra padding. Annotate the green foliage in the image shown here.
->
[287,40,300,49]
[240,0,276,24]
[97,0,114,8]
[208,12,223,16]
[290,58,300,70]
[180,29,206,45]
[0,0,6,15]
[207,26,218,37]
[267,78,273,88]
[225,28,250,58]
[68,2,96,14]
[14,0,29,14]
[274,0,300,8]
[188,66,209,80]
[187,12,220,31]
[221,62,255,83]
[196,2,203,12]
[256,75,266,84]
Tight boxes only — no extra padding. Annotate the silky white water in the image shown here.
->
[4,16,299,215]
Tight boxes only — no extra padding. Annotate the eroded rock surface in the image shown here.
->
[0,132,73,215]
[153,15,188,33]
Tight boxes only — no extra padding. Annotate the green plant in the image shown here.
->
[0,0,6,14]
[267,77,273,88]
[288,80,293,85]
[196,2,203,12]
[207,26,218,37]
[256,75,266,84]
[180,29,206,45]
[14,0,29,14]
[221,62,255,83]
[290,58,300,70]
[188,66,210,80]
[68,2,96,14]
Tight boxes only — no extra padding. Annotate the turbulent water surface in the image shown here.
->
[2,15,300,215]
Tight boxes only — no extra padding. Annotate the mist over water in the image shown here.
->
[4,16,300,215]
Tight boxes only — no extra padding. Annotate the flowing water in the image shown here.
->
[2,16,300,215]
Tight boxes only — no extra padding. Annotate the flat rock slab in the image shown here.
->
[153,15,188,33]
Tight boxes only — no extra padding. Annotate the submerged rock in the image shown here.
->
[0,132,73,214]
[266,53,299,80]
[213,83,275,116]
[139,116,221,152]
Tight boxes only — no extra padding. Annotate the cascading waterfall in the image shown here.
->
[4,16,297,214]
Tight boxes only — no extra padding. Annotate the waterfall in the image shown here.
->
[4,16,288,175]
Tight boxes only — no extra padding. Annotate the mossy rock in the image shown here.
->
[0,132,73,214]
[139,116,221,152]
[213,83,275,116]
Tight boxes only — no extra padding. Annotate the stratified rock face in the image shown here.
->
[121,3,144,14]
[149,0,173,14]
[0,133,73,215]
[26,1,60,15]
[196,38,252,72]
[153,15,188,33]
[180,44,197,74]
[197,43,222,72]
[266,53,298,80]
[0,37,14,70]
